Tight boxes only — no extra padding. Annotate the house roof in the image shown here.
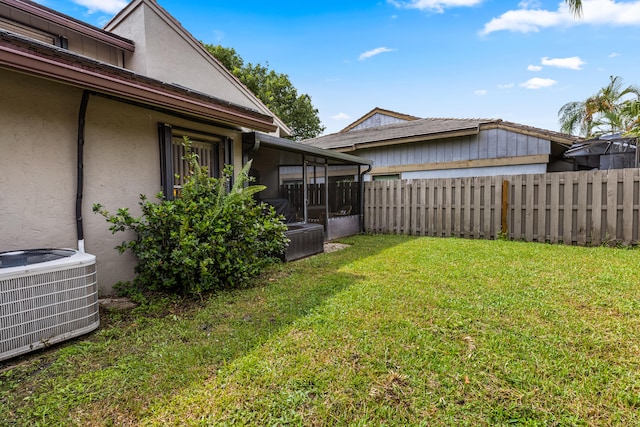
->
[0,29,277,132]
[305,117,580,152]
[340,107,420,133]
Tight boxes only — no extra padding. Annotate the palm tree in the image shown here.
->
[566,0,582,16]
[558,76,640,137]
[621,99,640,137]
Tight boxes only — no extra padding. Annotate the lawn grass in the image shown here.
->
[1,235,639,426]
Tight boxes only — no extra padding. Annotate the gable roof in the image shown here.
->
[105,0,291,137]
[305,117,580,152]
[340,107,420,133]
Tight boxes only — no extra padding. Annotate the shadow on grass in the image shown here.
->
[0,234,413,425]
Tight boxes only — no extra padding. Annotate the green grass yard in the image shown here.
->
[1,235,639,426]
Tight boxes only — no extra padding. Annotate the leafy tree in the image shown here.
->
[558,76,640,137]
[205,44,325,141]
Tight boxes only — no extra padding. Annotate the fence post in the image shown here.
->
[501,179,509,236]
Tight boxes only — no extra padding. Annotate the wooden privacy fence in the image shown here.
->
[363,168,640,246]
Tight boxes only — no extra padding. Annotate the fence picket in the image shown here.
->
[606,170,618,243]
[463,178,471,238]
[577,172,588,246]
[623,169,635,245]
[562,173,573,244]
[473,178,481,238]
[483,178,492,239]
[525,174,535,241]
[512,175,523,240]
[591,172,603,245]
[536,175,547,242]
[454,179,462,237]
[404,181,412,235]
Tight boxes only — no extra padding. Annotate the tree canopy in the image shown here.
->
[205,44,325,141]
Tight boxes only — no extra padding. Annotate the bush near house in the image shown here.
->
[93,138,288,297]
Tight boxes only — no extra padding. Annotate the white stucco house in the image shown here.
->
[0,0,369,295]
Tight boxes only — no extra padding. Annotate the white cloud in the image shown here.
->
[498,83,515,89]
[73,0,128,14]
[358,47,395,60]
[474,89,488,95]
[518,0,542,8]
[609,52,621,58]
[389,0,483,13]
[480,0,640,35]
[332,112,351,120]
[520,77,557,89]
[541,56,585,70]
[527,64,543,71]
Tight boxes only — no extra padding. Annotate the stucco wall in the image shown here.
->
[82,96,161,294]
[1,69,245,295]
[0,70,78,252]
[108,2,261,112]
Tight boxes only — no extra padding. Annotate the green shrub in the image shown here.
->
[93,138,288,296]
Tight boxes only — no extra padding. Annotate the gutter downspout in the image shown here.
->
[76,90,90,253]
[359,163,372,233]
[242,132,260,162]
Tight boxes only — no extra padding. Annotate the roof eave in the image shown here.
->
[247,132,372,166]
[486,121,580,145]
[0,37,276,132]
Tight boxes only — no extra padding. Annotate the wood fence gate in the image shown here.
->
[363,169,640,246]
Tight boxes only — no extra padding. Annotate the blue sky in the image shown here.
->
[38,0,640,135]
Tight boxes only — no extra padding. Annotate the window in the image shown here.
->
[372,174,400,181]
[0,17,68,47]
[159,124,227,200]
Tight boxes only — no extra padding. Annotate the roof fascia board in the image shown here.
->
[1,0,134,51]
[482,122,578,145]
[334,128,480,152]
[0,39,277,132]
[249,132,372,166]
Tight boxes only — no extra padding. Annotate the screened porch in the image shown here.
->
[242,132,372,241]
